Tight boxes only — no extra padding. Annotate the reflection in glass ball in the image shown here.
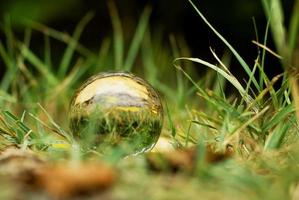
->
[69,72,163,154]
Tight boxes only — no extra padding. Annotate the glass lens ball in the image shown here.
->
[69,72,163,154]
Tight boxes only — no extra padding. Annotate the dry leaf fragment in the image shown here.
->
[147,145,234,173]
[34,162,116,199]
[0,148,45,184]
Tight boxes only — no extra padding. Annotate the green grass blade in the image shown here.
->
[212,51,231,97]
[108,1,124,69]
[0,42,17,91]
[95,38,111,71]
[170,35,188,107]
[245,73,282,111]
[165,102,176,138]
[44,34,52,69]
[0,42,13,70]
[290,76,299,122]
[20,44,58,85]
[49,59,88,102]
[0,68,18,92]
[174,61,237,113]
[173,62,206,99]
[124,6,151,71]
[188,0,260,91]
[259,19,271,89]
[142,31,157,82]
[58,12,94,78]
[4,15,14,58]
[184,121,192,147]
[2,111,36,141]
[242,57,258,106]
[256,62,280,109]
[37,103,72,142]
[27,21,95,57]
[191,120,217,130]
[3,111,30,133]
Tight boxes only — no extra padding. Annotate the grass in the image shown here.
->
[0,0,298,199]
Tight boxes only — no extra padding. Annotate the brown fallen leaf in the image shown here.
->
[0,148,116,199]
[34,162,116,199]
[146,145,234,173]
[206,144,234,163]
[0,148,45,184]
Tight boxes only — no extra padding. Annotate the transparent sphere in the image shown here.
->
[69,72,163,154]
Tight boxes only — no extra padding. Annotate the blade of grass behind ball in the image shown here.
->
[108,1,124,69]
[141,31,157,83]
[141,32,178,100]
[50,61,83,101]
[0,17,18,92]
[188,0,260,92]
[44,34,52,70]
[170,35,197,108]
[57,12,94,78]
[0,42,18,92]
[27,21,95,57]
[3,24,32,91]
[18,28,39,88]
[20,44,58,86]
[3,15,14,58]
[124,6,151,71]
[94,38,111,72]
[0,42,12,70]
[170,36,187,108]
[49,58,91,106]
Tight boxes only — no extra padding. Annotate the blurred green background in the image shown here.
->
[0,0,295,77]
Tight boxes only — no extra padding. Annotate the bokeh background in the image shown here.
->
[0,0,295,78]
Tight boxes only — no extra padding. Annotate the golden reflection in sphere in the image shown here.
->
[69,72,163,154]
